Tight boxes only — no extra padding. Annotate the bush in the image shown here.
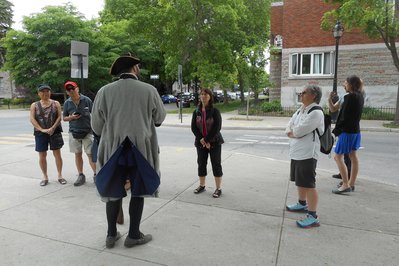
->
[261,100,283,113]
[362,107,395,120]
[11,98,26,105]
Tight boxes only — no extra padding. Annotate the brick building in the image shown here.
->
[270,0,399,108]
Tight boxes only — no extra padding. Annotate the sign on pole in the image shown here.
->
[70,41,89,79]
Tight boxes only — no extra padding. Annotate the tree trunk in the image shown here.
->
[239,72,245,103]
[223,89,229,105]
[395,83,399,124]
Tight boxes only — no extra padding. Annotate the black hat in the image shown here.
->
[37,84,51,92]
[110,53,141,76]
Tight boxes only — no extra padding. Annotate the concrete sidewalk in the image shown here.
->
[163,110,399,133]
[0,109,398,265]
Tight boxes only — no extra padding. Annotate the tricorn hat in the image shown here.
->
[110,53,141,76]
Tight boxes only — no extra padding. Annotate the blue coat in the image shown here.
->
[95,137,160,198]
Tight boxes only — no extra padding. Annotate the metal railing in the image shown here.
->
[238,104,396,120]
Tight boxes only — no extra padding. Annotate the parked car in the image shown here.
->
[227,92,237,100]
[213,92,224,103]
[176,94,191,108]
[161,94,177,103]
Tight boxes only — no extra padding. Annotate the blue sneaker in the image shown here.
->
[286,203,308,212]
[296,214,320,228]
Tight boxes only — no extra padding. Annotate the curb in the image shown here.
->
[162,123,398,132]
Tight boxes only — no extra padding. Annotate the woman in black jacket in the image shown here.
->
[191,88,224,198]
[332,75,364,194]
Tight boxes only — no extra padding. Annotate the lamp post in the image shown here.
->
[332,21,344,93]
[331,21,344,121]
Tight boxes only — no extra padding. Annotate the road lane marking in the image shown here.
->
[0,137,33,141]
[235,138,258,142]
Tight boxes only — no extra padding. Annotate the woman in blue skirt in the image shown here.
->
[332,75,364,194]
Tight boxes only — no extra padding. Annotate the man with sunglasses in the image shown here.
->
[63,81,96,186]
[285,85,324,228]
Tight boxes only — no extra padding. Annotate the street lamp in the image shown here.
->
[332,21,344,93]
[331,21,344,122]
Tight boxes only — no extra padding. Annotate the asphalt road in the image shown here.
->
[1,110,398,186]
[157,127,399,186]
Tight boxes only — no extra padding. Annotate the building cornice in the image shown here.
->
[282,42,399,53]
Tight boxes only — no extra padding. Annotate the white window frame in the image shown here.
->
[289,52,334,77]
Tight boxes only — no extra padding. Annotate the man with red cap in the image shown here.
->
[63,81,96,186]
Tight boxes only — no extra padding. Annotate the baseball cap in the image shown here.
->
[37,84,51,92]
[64,81,78,90]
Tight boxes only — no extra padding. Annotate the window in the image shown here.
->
[289,52,333,76]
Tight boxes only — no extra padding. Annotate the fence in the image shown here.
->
[238,104,396,120]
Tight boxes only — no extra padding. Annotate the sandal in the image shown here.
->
[40,180,49,186]
[194,185,206,194]
[58,178,67,185]
[212,189,222,198]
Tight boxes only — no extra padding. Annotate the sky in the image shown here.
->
[10,0,104,30]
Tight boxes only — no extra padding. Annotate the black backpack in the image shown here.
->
[308,106,335,155]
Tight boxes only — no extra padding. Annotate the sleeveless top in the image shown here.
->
[33,100,62,135]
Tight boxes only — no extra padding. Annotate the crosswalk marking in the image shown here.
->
[0,137,33,141]
[0,134,70,145]
[0,140,24,145]
[230,134,289,146]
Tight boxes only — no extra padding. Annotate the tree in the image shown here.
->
[233,0,270,103]
[322,0,399,124]
[1,4,112,96]
[153,0,241,89]
[0,0,13,67]
[101,0,271,95]
[100,0,170,92]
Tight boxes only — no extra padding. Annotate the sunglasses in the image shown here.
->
[66,87,76,92]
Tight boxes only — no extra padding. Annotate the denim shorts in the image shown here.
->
[35,133,64,152]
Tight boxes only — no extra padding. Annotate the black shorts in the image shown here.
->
[35,133,64,152]
[290,158,317,188]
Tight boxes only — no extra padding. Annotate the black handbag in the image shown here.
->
[71,130,90,139]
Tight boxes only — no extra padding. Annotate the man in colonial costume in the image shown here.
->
[91,53,166,248]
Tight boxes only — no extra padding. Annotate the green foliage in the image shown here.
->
[101,0,271,90]
[383,122,399,128]
[10,98,25,105]
[168,100,242,114]
[1,4,113,96]
[3,0,271,100]
[0,0,13,66]
[261,100,283,113]
[362,106,395,120]
[1,98,11,105]
[322,0,399,123]
[322,1,398,37]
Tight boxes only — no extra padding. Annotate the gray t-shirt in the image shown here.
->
[63,94,93,133]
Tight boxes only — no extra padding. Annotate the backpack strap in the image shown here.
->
[307,105,324,139]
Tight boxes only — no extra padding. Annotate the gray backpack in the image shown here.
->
[308,106,334,155]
